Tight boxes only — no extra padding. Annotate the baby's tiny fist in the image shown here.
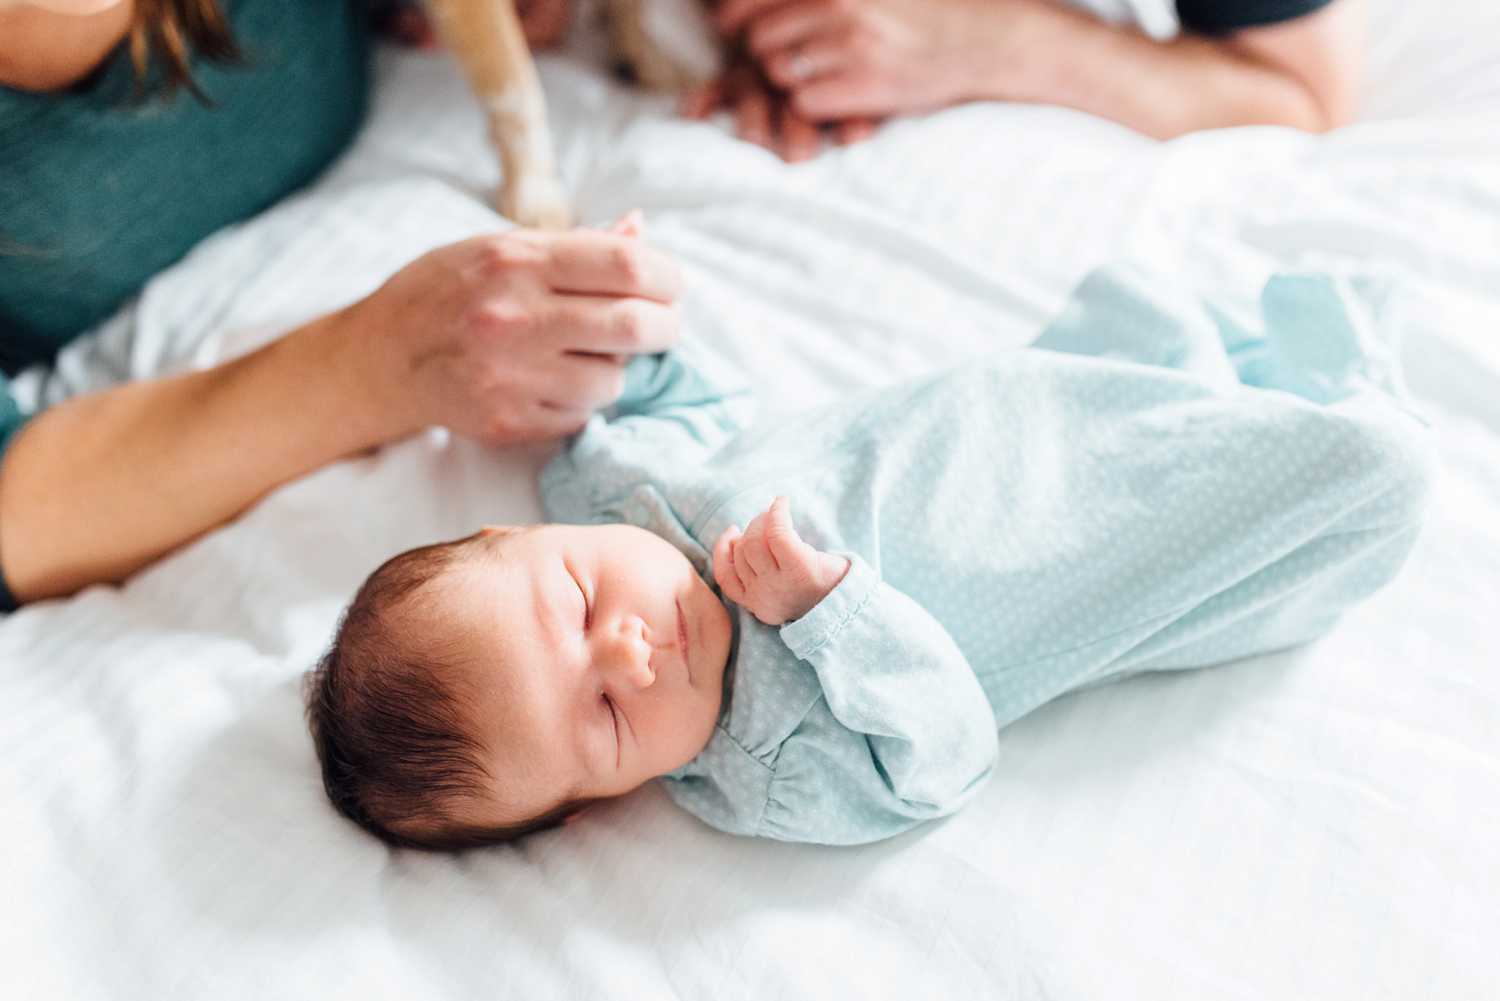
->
[712,497,849,626]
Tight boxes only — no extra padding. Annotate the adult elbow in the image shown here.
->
[1287,78,1358,133]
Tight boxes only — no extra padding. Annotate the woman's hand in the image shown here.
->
[715,0,1034,123]
[0,216,671,604]
[712,497,850,626]
[349,215,681,445]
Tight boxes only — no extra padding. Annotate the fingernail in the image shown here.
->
[609,210,643,237]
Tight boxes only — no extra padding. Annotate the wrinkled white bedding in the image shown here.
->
[3,1,1499,997]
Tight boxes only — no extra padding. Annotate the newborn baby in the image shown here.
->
[310,497,862,848]
[307,265,1432,849]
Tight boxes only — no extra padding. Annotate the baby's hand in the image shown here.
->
[712,497,850,626]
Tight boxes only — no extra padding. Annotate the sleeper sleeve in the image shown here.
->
[540,349,755,523]
[757,555,999,845]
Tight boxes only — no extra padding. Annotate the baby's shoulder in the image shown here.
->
[718,623,827,757]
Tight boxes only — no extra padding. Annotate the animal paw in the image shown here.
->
[499,172,572,230]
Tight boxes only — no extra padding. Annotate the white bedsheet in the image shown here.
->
[4,2,1499,997]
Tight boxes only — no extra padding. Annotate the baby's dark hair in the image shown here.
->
[305,530,591,851]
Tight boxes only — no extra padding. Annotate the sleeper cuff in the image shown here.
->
[778,553,880,661]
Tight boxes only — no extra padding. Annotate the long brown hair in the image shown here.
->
[127,0,241,101]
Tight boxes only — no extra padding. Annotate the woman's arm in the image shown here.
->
[0,224,682,604]
[0,308,399,603]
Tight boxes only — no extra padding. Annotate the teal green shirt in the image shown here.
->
[0,0,371,610]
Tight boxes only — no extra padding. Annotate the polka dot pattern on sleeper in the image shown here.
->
[539,267,1434,845]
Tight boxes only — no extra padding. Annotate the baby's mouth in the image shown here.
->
[676,598,693,685]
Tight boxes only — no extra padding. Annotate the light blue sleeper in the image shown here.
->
[539,266,1433,846]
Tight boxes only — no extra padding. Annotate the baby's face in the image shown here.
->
[433,524,734,827]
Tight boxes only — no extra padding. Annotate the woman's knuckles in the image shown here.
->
[606,241,649,290]
[473,234,547,277]
[471,300,536,339]
[608,300,651,349]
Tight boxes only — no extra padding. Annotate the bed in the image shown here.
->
[3,1,1498,997]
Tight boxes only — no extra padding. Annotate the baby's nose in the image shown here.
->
[607,616,656,689]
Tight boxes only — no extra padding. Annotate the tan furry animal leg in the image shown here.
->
[425,0,572,228]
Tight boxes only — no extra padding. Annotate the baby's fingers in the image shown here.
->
[712,525,748,602]
[740,510,777,575]
[764,496,809,568]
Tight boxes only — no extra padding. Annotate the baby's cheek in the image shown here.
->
[661,701,714,768]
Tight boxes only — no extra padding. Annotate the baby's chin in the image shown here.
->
[694,583,736,694]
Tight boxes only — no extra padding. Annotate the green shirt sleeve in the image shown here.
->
[0,371,22,451]
[1,371,26,612]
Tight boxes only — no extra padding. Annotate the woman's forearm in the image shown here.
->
[0,223,686,606]
[0,307,412,604]
[980,0,1361,139]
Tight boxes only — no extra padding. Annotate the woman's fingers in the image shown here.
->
[529,402,593,437]
[537,231,683,302]
[543,295,680,355]
[475,400,591,444]
[536,352,629,411]
[609,209,644,238]
[368,230,687,446]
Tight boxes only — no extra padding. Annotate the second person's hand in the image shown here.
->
[680,53,880,161]
[715,0,1034,123]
